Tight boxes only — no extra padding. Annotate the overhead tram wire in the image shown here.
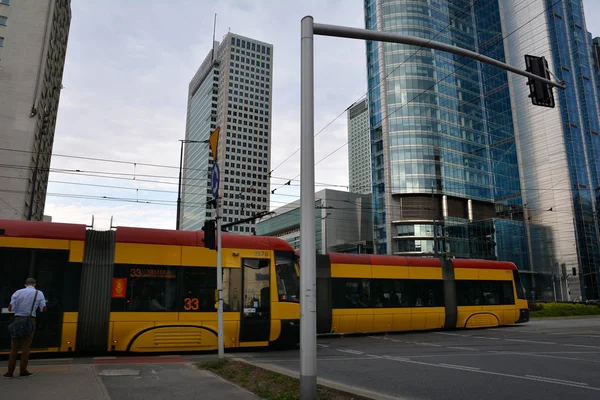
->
[270,0,561,194]
[267,0,484,178]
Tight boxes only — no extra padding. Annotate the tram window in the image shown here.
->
[332,279,370,308]
[182,267,217,312]
[410,280,444,307]
[222,268,242,311]
[513,271,527,300]
[275,252,299,303]
[456,280,479,306]
[456,280,515,306]
[0,248,81,312]
[371,279,408,307]
[111,265,178,312]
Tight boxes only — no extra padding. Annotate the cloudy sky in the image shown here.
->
[45,0,600,230]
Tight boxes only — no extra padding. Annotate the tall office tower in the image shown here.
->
[500,0,600,301]
[181,33,273,234]
[347,99,372,194]
[364,1,526,267]
[0,0,71,220]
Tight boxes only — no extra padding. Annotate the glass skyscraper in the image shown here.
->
[364,0,524,260]
[365,0,600,300]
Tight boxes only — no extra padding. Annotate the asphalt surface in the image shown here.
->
[236,317,600,400]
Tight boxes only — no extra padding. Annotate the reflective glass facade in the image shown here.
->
[365,0,524,260]
[544,0,600,299]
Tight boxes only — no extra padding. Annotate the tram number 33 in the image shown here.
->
[184,297,200,310]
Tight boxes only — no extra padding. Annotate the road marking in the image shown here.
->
[473,336,488,339]
[252,357,379,362]
[434,332,469,337]
[414,342,442,347]
[447,346,478,351]
[375,354,600,391]
[368,336,387,340]
[439,363,480,371]
[578,335,600,338]
[317,344,329,348]
[526,375,588,386]
[505,338,556,345]
[337,349,364,355]
[495,350,600,364]
[381,355,411,361]
[565,344,600,349]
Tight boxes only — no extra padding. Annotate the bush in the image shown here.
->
[530,302,600,318]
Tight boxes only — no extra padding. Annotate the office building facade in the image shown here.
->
[500,0,600,300]
[364,0,600,300]
[347,99,372,194]
[257,189,373,254]
[181,33,273,233]
[364,1,524,261]
[0,0,71,220]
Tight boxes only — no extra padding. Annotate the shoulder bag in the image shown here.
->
[7,290,38,339]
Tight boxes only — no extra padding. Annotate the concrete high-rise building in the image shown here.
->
[0,0,71,220]
[347,98,371,194]
[364,0,600,300]
[181,33,273,234]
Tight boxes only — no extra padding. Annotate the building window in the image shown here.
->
[0,37,4,47]
[0,0,9,5]
[0,16,6,25]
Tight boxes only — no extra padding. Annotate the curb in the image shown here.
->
[232,357,409,400]
[194,361,259,399]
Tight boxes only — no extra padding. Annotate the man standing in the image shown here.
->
[3,278,46,378]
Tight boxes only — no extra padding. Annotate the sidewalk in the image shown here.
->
[0,357,258,400]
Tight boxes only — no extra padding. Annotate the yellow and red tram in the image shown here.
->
[0,219,528,356]
[0,219,300,354]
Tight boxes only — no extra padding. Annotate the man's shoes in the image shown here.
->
[2,372,14,378]
[19,371,34,378]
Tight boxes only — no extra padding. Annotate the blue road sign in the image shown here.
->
[211,162,220,198]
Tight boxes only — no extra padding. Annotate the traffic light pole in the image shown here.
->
[216,196,224,360]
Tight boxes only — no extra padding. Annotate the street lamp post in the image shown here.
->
[176,139,208,230]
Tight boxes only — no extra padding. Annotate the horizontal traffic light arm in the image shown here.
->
[312,22,565,90]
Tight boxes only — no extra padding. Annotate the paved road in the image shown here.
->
[237,317,600,400]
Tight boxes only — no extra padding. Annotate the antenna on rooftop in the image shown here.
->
[211,13,217,62]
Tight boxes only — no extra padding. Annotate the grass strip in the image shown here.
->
[530,302,600,318]
[198,359,371,400]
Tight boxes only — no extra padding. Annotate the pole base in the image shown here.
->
[300,375,317,400]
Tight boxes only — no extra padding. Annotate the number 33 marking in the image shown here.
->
[184,297,199,311]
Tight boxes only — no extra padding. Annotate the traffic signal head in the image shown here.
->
[202,220,216,249]
[524,55,555,108]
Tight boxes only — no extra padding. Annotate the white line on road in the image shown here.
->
[447,346,478,351]
[565,344,600,349]
[434,332,469,337]
[525,375,588,386]
[504,338,556,345]
[368,336,387,340]
[414,342,442,347]
[337,349,364,355]
[438,363,481,371]
[251,357,379,362]
[317,344,329,348]
[374,354,600,391]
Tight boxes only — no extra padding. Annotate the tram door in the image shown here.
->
[239,258,271,343]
